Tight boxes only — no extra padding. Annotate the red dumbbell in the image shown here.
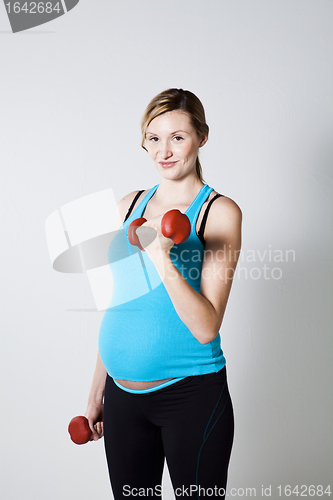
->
[128,210,190,250]
[161,209,191,245]
[128,217,147,251]
[68,415,92,445]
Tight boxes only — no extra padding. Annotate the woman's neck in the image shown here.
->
[154,177,205,207]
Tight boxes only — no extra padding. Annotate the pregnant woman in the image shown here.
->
[85,88,242,499]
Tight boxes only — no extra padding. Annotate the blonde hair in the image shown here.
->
[141,88,209,183]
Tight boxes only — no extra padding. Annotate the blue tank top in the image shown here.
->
[98,184,226,391]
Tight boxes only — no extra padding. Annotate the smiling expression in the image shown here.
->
[145,110,207,179]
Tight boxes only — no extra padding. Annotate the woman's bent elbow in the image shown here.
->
[197,330,219,345]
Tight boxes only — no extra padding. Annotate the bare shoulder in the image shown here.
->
[115,189,148,228]
[210,192,242,221]
[205,192,242,240]
[118,189,146,210]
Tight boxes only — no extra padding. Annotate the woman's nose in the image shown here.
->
[158,141,172,159]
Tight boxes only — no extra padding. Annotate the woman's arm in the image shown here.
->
[84,352,106,440]
[85,189,145,439]
[86,352,107,405]
[138,196,242,345]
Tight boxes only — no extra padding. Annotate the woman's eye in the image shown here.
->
[173,136,183,142]
[149,137,159,142]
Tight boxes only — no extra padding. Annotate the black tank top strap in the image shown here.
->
[123,190,145,223]
[197,193,224,246]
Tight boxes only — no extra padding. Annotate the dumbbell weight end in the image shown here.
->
[161,209,191,245]
[128,218,147,251]
[68,415,92,445]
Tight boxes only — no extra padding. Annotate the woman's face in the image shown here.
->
[145,110,207,180]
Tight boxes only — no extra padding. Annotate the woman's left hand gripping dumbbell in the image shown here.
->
[129,210,190,258]
[137,215,175,259]
[128,210,190,278]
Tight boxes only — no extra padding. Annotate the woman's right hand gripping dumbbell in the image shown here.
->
[68,403,103,445]
[84,402,104,441]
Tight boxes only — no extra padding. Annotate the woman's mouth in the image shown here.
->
[159,161,178,168]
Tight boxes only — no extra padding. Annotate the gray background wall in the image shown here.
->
[1,1,332,499]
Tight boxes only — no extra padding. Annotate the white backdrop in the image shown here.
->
[1,1,332,499]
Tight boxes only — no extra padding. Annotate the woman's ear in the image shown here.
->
[199,134,208,148]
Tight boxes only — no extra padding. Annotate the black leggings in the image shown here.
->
[103,366,234,500]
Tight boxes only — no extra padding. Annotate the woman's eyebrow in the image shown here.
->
[146,130,189,136]
[171,130,189,135]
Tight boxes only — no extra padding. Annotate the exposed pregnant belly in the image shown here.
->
[114,378,173,390]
